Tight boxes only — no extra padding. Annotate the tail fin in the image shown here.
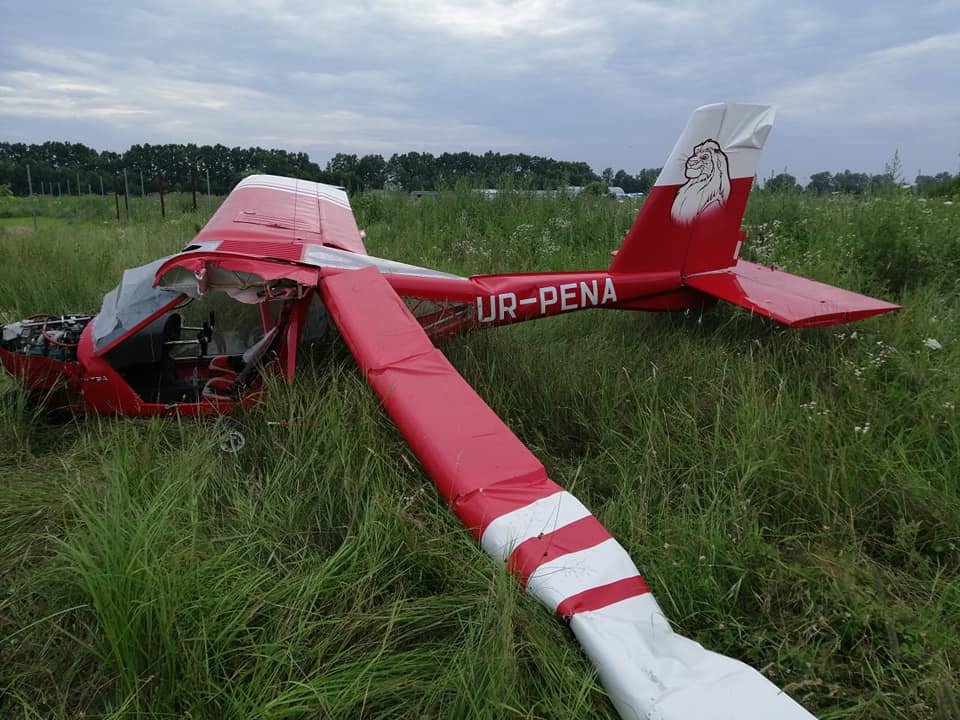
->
[609,103,775,276]
[610,103,901,326]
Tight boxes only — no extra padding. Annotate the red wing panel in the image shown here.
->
[195,175,367,255]
[321,266,647,574]
[321,265,550,515]
[685,260,900,327]
[321,265,815,720]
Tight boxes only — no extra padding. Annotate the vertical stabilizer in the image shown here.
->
[609,104,775,276]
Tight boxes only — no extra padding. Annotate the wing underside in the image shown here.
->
[320,265,814,720]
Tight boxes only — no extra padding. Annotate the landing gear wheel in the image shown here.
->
[218,419,247,454]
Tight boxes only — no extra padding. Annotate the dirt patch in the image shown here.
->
[0,225,34,236]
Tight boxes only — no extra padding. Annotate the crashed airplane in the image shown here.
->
[1,104,899,720]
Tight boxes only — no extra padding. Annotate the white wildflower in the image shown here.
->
[923,338,943,351]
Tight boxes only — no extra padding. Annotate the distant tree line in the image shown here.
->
[0,141,331,196]
[763,151,960,197]
[0,140,666,197]
[2,140,957,199]
[764,169,960,197]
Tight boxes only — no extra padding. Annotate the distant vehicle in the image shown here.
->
[1,104,897,720]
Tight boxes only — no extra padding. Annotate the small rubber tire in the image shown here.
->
[218,419,247,454]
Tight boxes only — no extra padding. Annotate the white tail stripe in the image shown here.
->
[480,491,592,562]
[525,538,640,612]
[655,103,775,185]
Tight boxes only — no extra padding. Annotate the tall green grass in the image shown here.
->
[1,191,958,718]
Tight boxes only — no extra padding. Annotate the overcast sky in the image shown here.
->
[1,1,958,183]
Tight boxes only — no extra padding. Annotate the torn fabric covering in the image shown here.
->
[321,266,814,720]
[156,254,321,304]
[91,255,182,351]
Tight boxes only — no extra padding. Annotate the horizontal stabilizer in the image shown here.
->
[685,260,900,327]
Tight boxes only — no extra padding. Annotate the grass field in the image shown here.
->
[1,190,958,719]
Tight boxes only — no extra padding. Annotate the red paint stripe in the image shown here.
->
[507,515,611,586]
[556,576,650,619]
[452,473,562,539]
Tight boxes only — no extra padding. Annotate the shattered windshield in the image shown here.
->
[91,255,183,352]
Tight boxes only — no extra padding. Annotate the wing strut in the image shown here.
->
[321,266,814,720]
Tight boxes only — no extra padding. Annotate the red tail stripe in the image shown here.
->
[507,515,612,586]
[556,576,651,619]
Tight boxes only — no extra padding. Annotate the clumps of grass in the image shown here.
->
[1,190,958,718]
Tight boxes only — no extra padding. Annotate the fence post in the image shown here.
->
[123,168,130,220]
[76,173,81,196]
[191,165,198,211]
[27,165,38,232]
[159,175,166,218]
[99,176,105,196]
[114,177,121,221]
[140,170,145,197]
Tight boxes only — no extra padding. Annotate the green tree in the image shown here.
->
[765,172,799,193]
[356,154,387,190]
[833,170,869,194]
[806,171,835,194]
[636,168,661,194]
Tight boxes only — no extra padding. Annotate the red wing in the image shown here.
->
[194,175,367,255]
[320,266,813,720]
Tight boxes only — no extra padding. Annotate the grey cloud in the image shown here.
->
[1,0,958,181]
